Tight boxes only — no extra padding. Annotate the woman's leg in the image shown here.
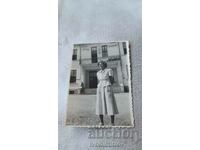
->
[99,115,104,125]
[111,115,115,125]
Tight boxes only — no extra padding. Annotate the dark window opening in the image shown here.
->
[123,42,127,54]
[72,49,77,60]
[91,47,97,63]
[102,45,108,57]
[70,70,77,83]
[124,86,129,92]
[69,90,75,94]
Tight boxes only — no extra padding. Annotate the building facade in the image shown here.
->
[69,42,130,94]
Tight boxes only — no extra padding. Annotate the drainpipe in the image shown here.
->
[79,45,83,86]
[117,42,125,92]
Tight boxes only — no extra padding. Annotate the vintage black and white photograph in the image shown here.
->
[66,41,134,126]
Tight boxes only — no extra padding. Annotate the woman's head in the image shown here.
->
[98,60,107,70]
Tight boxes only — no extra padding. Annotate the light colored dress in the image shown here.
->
[96,68,119,115]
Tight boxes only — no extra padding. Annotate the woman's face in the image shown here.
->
[99,62,105,70]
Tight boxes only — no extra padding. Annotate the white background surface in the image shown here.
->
[58,0,142,149]
[0,0,200,150]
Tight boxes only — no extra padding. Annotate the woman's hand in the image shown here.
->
[107,85,111,92]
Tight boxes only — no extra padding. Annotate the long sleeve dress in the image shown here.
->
[96,68,119,115]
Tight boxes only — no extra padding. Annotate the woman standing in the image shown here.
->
[96,60,119,126]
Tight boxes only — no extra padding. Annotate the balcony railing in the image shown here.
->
[78,55,121,64]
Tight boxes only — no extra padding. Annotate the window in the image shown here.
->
[102,45,108,57]
[70,70,77,83]
[123,42,127,54]
[72,49,77,60]
[91,47,97,63]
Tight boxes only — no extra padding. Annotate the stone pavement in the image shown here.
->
[66,93,133,126]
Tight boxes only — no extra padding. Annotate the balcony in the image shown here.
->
[80,55,121,65]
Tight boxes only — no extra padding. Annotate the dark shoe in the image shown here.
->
[99,122,104,126]
[111,123,115,126]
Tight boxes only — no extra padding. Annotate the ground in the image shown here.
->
[66,93,133,126]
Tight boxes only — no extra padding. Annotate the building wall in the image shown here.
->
[74,42,122,62]
[71,42,129,92]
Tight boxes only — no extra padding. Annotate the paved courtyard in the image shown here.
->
[66,93,133,126]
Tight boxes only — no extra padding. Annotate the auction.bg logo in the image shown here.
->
[88,127,137,139]
[87,128,138,149]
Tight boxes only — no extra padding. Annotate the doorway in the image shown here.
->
[89,70,97,88]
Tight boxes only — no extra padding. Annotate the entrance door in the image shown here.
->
[89,71,97,88]
[91,47,97,63]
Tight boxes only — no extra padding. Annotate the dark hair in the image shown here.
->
[97,60,107,68]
